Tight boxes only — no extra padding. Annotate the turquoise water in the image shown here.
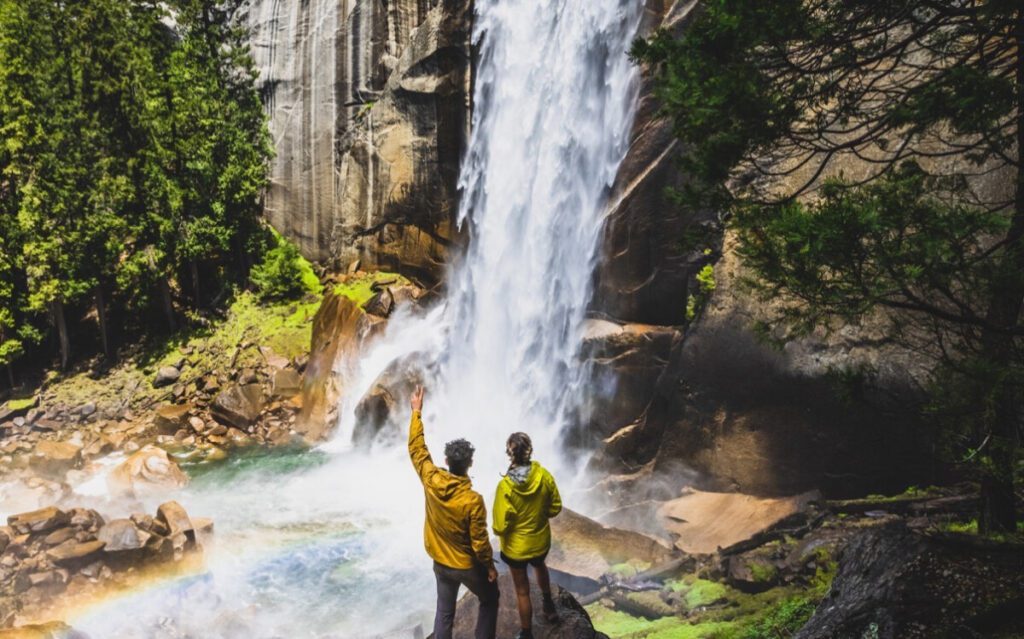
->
[72,446,434,638]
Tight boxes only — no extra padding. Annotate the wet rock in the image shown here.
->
[363,288,395,318]
[297,293,382,442]
[29,440,83,477]
[450,574,603,639]
[42,527,76,546]
[156,501,194,541]
[353,384,396,446]
[211,384,265,430]
[270,369,302,398]
[153,366,181,388]
[725,555,779,593]
[548,510,677,593]
[153,403,192,434]
[98,519,151,552]
[107,446,188,498]
[8,508,71,535]
[46,540,105,567]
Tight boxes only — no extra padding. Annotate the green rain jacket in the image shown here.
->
[492,460,562,560]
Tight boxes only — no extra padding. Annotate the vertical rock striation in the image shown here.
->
[239,0,471,282]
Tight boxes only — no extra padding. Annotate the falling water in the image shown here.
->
[69,0,642,636]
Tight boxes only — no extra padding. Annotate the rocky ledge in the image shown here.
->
[0,502,209,627]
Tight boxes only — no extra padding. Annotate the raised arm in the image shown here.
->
[408,386,437,483]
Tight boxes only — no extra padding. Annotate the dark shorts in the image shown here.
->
[500,550,549,570]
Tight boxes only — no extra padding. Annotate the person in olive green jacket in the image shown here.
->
[408,386,498,639]
[492,432,563,639]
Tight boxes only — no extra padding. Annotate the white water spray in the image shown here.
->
[70,0,642,636]
[331,0,642,483]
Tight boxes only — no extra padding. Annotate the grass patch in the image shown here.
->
[4,397,36,412]
[737,597,817,639]
[587,604,740,639]
[333,272,408,307]
[36,290,321,414]
[938,518,1024,543]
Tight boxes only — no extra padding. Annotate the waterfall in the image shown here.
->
[71,1,643,636]
[331,0,642,482]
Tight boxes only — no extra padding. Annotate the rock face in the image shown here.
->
[297,291,382,441]
[595,0,707,327]
[796,524,1024,639]
[448,573,607,639]
[240,0,472,281]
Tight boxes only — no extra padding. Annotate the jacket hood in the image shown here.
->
[431,470,472,501]
[505,461,543,496]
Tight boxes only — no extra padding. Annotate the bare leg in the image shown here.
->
[534,562,558,621]
[534,562,552,596]
[510,566,533,631]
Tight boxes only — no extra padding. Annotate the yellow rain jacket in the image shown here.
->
[408,411,493,570]
[492,461,562,560]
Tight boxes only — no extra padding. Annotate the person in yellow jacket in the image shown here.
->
[408,386,498,639]
[492,432,562,639]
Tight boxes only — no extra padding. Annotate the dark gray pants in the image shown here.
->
[432,561,499,639]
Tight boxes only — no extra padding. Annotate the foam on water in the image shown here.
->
[70,0,642,635]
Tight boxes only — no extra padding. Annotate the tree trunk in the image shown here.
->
[95,284,110,359]
[160,279,176,333]
[52,300,70,371]
[978,11,1024,534]
[191,260,200,308]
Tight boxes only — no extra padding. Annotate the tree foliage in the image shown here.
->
[0,0,272,373]
[634,0,1022,531]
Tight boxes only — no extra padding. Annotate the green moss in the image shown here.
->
[586,604,739,639]
[749,563,778,584]
[939,518,1024,543]
[333,272,408,307]
[668,577,731,610]
[609,560,653,580]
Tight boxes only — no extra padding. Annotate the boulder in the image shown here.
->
[97,519,151,552]
[448,574,605,639]
[796,523,1024,639]
[211,384,265,430]
[156,501,194,540]
[153,403,191,435]
[270,369,302,398]
[547,510,677,593]
[297,292,382,442]
[579,322,682,442]
[363,288,395,318]
[352,384,396,446]
[46,540,105,567]
[153,366,181,388]
[107,446,188,498]
[8,508,70,535]
[725,554,779,593]
[29,440,83,477]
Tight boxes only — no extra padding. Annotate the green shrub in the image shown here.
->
[250,231,321,301]
[740,597,816,639]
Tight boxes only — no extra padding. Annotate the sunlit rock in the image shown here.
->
[107,446,188,498]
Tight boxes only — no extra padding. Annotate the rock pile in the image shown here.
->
[0,502,209,626]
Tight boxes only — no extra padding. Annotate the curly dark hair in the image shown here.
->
[444,438,475,476]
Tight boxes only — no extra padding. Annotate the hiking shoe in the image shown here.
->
[514,630,534,639]
[542,594,559,623]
